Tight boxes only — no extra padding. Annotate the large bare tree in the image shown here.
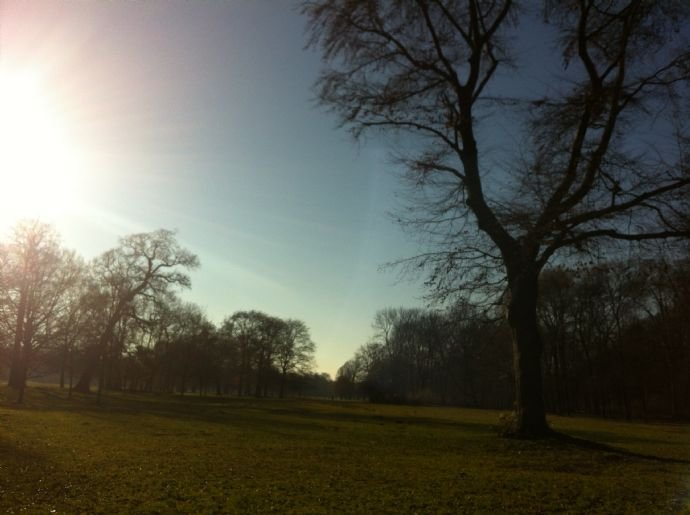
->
[1,221,84,403]
[304,0,690,436]
[73,229,199,400]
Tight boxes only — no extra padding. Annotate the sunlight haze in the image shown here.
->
[0,0,424,377]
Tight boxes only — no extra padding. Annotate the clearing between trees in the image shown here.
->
[0,386,688,513]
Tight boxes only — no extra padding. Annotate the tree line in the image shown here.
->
[0,221,324,402]
[335,255,690,421]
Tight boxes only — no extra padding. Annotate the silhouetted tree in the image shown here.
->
[221,311,260,396]
[275,319,316,398]
[73,229,198,401]
[538,268,576,415]
[305,0,690,436]
[335,357,364,399]
[641,253,690,419]
[148,300,214,394]
[0,221,83,402]
[52,270,91,395]
[348,304,511,406]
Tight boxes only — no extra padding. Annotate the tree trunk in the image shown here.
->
[73,369,93,393]
[15,320,35,403]
[16,344,30,403]
[8,284,28,389]
[60,340,71,390]
[68,351,74,399]
[255,358,263,397]
[59,350,66,389]
[279,369,287,399]
[75,322,117,395]
[16,361,27,404]
[507,265,552,437]
[96,351,105,405]
[74,345,100,393]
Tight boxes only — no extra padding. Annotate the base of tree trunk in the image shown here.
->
[7,373,22,390]
[73,373,92,394]
[500,411,556,439]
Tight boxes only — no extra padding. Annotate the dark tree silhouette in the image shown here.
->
[276,319,316,398]
[305,0,690,436]
[1,221,83,402]
[73,229,198,400]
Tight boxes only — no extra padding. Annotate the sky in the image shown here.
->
[0,0,428,377]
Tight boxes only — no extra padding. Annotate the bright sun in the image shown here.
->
[0,68,85,223]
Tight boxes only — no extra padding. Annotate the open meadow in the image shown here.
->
[1,386,689,514]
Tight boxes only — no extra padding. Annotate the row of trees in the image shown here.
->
[0,221,321,402]
[335,304,512,408]
[336,256,690,420]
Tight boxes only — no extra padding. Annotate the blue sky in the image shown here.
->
[0,0,427,377]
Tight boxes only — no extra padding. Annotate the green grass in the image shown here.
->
[1,386,688,514]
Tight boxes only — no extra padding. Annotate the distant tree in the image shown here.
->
[344,303,511,406]
[252,313,284,397]
[52,270,91,395]
[305,0,690,436]
[538,268,576,415]
[641,254,690,419]
[189,319,219,396]
[143,297,190,393]
[221,311,259,396]
[220,311,284,397]
[275,319,316,398]
[298,372,333,398]
[148,300,212,394]
[73,229,199,401]
[335,358,363,399]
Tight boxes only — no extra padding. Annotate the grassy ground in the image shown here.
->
[0,386,688,514]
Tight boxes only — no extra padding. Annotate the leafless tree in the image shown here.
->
[276,319,316,398]
[305,0,690,435]
[73,229,199,401]
[1,221,83,402]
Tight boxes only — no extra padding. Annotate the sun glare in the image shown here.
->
[0,68,86,224]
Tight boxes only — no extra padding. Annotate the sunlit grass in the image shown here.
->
[0,386,688,513]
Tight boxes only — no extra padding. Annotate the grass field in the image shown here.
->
[0,386,688,514]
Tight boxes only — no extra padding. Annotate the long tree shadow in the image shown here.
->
[549,431,690,465]
[3,386,502,441]
[6,386,689,465]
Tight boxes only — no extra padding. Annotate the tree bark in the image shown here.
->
[507,265,552,437]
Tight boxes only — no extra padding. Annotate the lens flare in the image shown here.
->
[0,68,86,222]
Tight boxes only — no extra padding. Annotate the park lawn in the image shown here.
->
[0,386,688,514]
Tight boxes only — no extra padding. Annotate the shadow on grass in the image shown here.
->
[0,434,45,464]
[548,431,690,465]
[2,385,496,439]
[5,386,688,466]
